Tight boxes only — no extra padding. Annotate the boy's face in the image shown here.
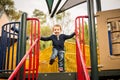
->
[53,26,61,36]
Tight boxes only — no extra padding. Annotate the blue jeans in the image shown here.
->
[51,48,65,70]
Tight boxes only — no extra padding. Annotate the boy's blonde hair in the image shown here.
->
[53,24,62,31]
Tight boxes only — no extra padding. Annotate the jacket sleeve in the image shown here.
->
[64,32,75,40]
[40,36,52,41]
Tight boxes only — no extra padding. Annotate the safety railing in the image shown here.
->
[8,13,40,80]
[0,22,20,73]
[8,39,39,80]
[75,16,90,80]
[26,18,40,80]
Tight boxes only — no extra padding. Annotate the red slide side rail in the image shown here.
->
[8,18,40,80]
[8,39,39,80]
[75,16,90,80]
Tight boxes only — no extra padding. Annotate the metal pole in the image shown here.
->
[50,0,61,17]
[17,12,27,79]
[17,13,27,64]
[96,0,102,11]
[86,0,99,80]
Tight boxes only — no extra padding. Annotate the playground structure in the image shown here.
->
[0,0,120,80]
[0,9,120,80]
[97,9,120,70]
[0,13,91,80]
[0,13,40,80]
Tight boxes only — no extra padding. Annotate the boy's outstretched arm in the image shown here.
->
[40,36,52,41]
[64,32,75,39]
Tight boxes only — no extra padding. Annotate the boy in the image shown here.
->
[40,24,75,72]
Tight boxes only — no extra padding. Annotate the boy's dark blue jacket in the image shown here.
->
[40,32,75,51]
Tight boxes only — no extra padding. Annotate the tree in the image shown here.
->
[41,26,52,36]
[55,12,72,34]
[84,22,89,45]
[32,9,46,25]
[0,0,21,21]
[40,26,52,50]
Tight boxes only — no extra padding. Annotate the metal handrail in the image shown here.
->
[75,16,90,80]
[8,39,39,80]
[8,14,40,80]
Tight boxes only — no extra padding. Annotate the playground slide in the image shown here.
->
[38,42,91,73]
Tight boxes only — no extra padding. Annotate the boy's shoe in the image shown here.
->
[49,59,55,65]
[58,67,64,72]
